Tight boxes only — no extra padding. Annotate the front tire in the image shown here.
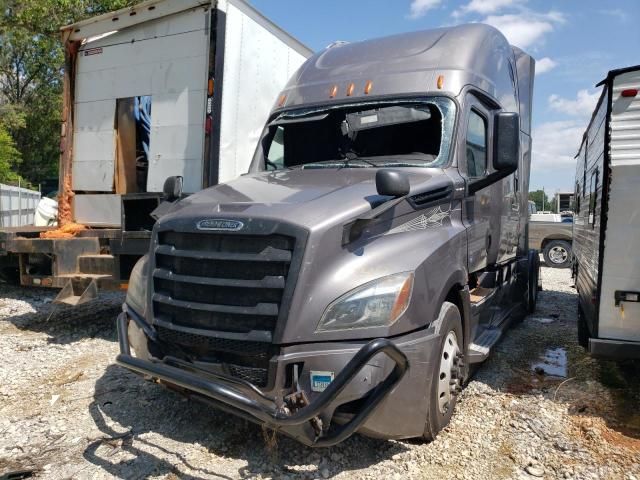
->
[543,240,572,269]
[423,302,464,441]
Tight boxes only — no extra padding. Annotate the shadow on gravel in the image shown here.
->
[0,283,123,344]
[83,364,407,479]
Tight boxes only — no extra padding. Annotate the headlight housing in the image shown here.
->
[126,255,149,316]
[316,272,414,332]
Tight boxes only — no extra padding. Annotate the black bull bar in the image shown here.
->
[116,312,409,447]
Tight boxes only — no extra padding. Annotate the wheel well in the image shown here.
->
[541,237,572,249]
[445,285,466,342]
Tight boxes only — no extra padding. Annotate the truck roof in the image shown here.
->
[278,23,534,132]
[61,0,312,58]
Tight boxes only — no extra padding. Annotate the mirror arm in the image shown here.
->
[342,196,406,245]
[468,166,516,195]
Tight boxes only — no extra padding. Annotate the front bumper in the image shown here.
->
[589,337,640,360]
[116,311,409,447]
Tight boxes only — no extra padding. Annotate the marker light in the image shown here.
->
[278,94,287,107]
[621,89,638,98]
[346,82,355,96]
[364,80,373,95]
[329,85,338,98]
[437,75,444,89]
[208,79,214,96]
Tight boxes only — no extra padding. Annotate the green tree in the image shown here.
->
[528,189,550,212]
[0,0,136,186]
[0,121,22,184]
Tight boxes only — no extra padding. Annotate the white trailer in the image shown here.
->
[0,0,311,304]
[573,64,640,359]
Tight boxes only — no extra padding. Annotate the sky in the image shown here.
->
[250,0,639,194]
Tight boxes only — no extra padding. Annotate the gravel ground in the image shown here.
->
[0,267,639,480]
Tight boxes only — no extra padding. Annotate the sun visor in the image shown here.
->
[346,106,431,132]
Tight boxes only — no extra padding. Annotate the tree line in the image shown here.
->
[0,0,135,188]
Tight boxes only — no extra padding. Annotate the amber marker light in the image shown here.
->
[364,80,373,94]
[437,75,444,89]
[346,82,355,96]
[329,85,338,98]
[390,273,414,322]
[278,94,287,107]
[208,78,214,96]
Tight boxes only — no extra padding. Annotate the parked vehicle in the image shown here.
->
[116,24,539,446]
[573,65,640,360]
[0,0,311,304]
[527,201,573,268]
[529,223,573,269]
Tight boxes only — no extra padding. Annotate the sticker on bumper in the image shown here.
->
[310,371,335,392]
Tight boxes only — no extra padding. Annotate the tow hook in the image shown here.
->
[283,364,324,436]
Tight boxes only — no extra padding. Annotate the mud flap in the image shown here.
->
[54,278,98,306]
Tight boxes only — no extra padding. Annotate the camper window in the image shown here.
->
[465,110,487,178]
[588,169,598,226]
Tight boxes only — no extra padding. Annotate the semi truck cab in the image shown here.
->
[116,24,539,446]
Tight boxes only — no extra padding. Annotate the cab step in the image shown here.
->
[467,327,502,363]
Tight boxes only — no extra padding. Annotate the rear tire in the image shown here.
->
[543,240,571,269]
[423,302,464,441]
[527,250,540,313]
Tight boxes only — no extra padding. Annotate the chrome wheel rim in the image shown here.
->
[549,246,568,264]
[437,331,461,414]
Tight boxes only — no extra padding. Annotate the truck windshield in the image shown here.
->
[259,97,455,170]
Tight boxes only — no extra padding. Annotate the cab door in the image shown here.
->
[459,96,496,273]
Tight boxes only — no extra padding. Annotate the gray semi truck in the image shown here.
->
[116,24,539,446]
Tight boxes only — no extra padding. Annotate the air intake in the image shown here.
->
[409,185,453,208]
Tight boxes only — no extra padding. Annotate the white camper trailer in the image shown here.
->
[0,0,312,304]
[573,65,640,359]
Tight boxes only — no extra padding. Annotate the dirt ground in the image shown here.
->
[0,267,638,480]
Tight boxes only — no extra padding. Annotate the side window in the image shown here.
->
[266,126,284,170]
[466,110,487,178]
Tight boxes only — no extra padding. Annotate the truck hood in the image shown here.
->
[163,167,444,231]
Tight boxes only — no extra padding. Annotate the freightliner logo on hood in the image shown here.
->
[196,219,244,231]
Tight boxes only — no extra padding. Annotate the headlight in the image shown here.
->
[126,255,149,316]
[316,272,414,332]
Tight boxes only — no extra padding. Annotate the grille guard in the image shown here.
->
[116,311,409,447]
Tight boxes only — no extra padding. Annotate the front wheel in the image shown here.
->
[423,301,464,441]
[543,240,572,268]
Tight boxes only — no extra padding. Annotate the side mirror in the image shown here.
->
[468,112,520,195]
[494,112,520,171]
[163,176,183,202]
[376,169,410,197]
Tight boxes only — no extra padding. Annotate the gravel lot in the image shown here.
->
[0,267,639,479]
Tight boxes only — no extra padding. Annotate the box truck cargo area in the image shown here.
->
[0,0,312,304]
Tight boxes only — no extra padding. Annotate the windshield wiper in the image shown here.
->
[340,151,378,169]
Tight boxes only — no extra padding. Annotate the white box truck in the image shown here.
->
[0,0,311,304]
